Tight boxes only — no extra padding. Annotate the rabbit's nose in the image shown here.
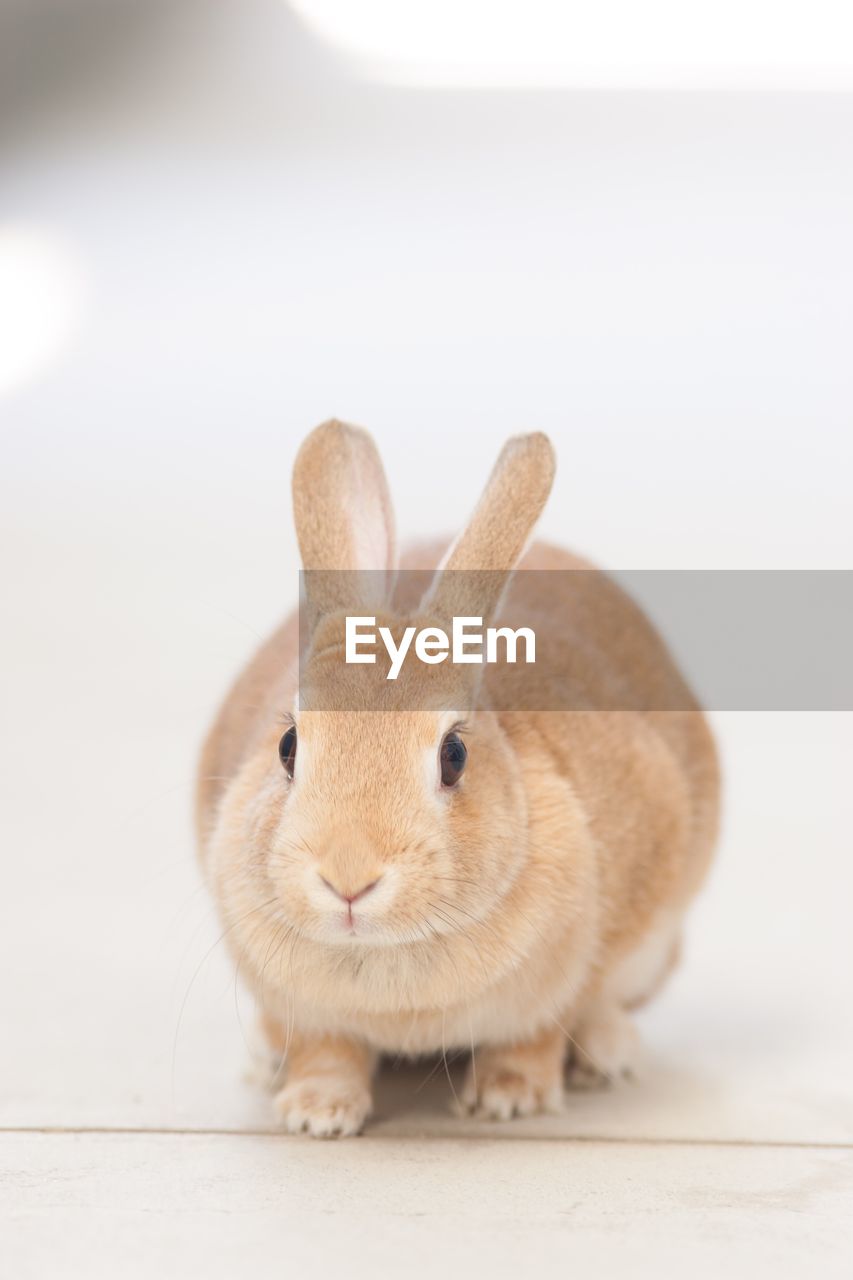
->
[319,874,381,906]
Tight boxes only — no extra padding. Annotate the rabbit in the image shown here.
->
[196,420,719,1137]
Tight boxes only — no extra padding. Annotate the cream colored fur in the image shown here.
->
[196,420,719,1137]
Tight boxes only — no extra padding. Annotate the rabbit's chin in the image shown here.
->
[304,918,412,948]
[298,905,479,950]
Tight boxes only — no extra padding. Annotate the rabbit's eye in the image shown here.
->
[440,731,467,787]
[279,726,297,779]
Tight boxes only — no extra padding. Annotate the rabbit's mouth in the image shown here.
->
[328,898,380,941]
[300,864,404,946]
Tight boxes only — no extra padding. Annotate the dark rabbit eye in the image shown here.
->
[440,731,467,787]
[279,726,297,778]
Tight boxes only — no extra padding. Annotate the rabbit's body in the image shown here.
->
[197,424,718,1135]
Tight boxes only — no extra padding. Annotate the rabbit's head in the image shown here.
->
[210,422,556,1005]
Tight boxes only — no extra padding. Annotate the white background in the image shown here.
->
[1,2,852,1275]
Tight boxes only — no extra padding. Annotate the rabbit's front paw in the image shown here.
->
[274,1076,372,1138]
[461,1067,564,1120]
[460,1028,566,1120]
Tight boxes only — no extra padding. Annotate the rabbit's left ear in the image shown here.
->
[292,419,397,622]
[427,432,555,624]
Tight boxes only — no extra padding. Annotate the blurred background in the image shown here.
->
[1,0,852,1150]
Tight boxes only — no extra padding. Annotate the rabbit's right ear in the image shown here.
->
[292,419,397,624]
[427,432,555,624]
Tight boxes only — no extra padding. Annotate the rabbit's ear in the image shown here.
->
[427,433,555,623]
[292,420,396,620]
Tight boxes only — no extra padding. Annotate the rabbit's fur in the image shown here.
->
[197,421,719,1136]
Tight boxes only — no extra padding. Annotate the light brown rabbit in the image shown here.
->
[196,420,719,1137]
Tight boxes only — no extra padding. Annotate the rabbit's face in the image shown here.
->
[260,698,527,950]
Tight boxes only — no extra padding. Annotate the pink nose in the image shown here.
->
[320,875,381,905]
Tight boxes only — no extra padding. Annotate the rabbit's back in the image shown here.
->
[497,540,719,964]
